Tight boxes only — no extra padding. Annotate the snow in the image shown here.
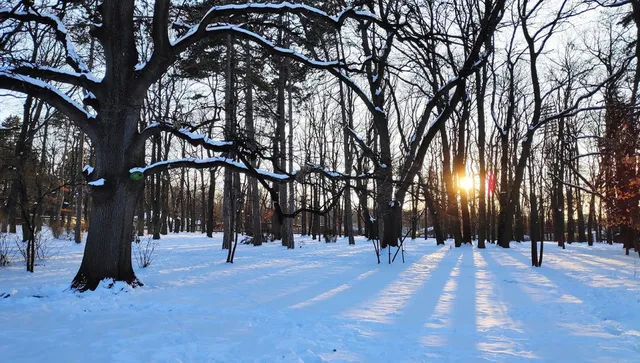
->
[1,233,640,362]
[87,178,104,186]
[82,165,94,175]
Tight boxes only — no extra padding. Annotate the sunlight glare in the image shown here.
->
[459,176,473,191]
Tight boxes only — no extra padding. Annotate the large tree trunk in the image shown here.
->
[222,35,236,250]
[577,188,586,243]
[136,196,145,236]
[554,119,565,248]
[301,184,307,236]
[152,137,161,240]
[528,161,539,266]
[206,169,215,238]
[456,100,472,244]
[411,184,418,240]
[476,69,488,249]
[422,177,445,245]
[566,184,574,244]
[283,76,294,249]
[338,65,355,245]
[71,103,144,291]
[587,192,595,246]
[441,125,462,247]
[72,181,142,291]
[74,132,85,243]
[244,42,262,245]
[497,131,534,248]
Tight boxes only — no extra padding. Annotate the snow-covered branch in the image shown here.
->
[0,7,94,76]
[0,70,97,139]
[131,157,375,184]
[170,2,382,50]
[6,63,101,93]
[131,157,290,183]
[136,121,233,152]
[138,2,387,101]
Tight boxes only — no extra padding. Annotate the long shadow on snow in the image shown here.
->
[409,248,480,361]
[480,249,548,361]
[289,246,449,322]
[484,247,633,361]
[508,244,640,338]
[524,243,640,284]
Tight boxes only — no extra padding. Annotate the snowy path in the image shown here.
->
[1,234,639,362]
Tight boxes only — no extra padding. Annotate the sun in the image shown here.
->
[459,176,473,191]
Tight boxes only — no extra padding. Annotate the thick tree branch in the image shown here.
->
[8,63,101,93]
[0,71,97,140]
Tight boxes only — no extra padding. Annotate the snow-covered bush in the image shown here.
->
[0,232,15,266]
[133,237,158,268]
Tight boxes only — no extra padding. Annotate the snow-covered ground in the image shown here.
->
[1,233,640,362]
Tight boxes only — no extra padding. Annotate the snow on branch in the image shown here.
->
[199,3,380,26]
[131,156,376,185]
[208,24,379,111]
[88,178,105,187]
[6,63,101,92]
[0,70,98,138]
[136,121,234,152]
[169,2,384,56]
[0,7,95,77]
[130,157,292,182]
[205,24,344,68]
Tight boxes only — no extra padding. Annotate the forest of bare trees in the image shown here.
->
[0,0,639,291]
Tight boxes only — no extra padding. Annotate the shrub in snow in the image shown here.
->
[323,229,337,243]
[0,233,15,266]
[16,231,58,262]
[130,227,140,244]
[49,220,63,239]
[133,237,158,268]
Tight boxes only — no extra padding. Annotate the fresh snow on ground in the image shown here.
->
[1,233,640,362]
